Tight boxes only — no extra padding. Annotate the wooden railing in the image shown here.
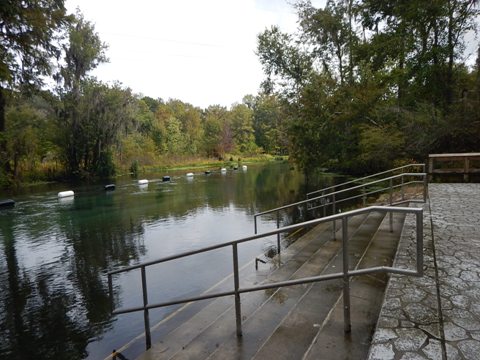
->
[428,152,480,181]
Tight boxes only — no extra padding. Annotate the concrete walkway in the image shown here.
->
[369,183,480,360]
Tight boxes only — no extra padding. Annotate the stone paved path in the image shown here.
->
[368,183,480,360]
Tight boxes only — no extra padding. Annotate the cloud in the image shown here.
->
[65,0,302,108]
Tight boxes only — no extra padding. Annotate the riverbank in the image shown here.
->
[129,154,289,175]
[0,154,290,195]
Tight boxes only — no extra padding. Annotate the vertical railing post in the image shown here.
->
[254,215,258,234]
[389,178,393,232]
[416,212,424,277]
[362,186,366,206]
[464,156,470,182]
[322,191,326,218]
[276,210,281,255]
[304,199,309,221]
[401,174,405,201]
[428,157,433,182]
[332,192,337,240]
[423,173,428,203]
[232,243,242,337]
[141,266,152,349]
[342,216,351,333]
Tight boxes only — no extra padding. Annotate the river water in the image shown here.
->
[0,162,343,360]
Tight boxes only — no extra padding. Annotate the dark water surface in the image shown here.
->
[0,162,341,360]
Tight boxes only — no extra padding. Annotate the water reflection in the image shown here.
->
[0,216,90,360]
[0,162,342,359]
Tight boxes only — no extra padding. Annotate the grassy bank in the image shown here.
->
[0,154,290,193]
[124,154,289,175]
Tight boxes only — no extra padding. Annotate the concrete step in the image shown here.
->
[136,222,334,356]
[303,210,406,360]
[138,214,370,360]
[164,212,383,359]
[133,222,332,357]
[205,210,388,360]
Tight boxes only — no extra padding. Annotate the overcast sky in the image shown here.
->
[65,1,478,109]
[65,0,326,109]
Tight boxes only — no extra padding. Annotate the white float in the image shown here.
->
[58,190,74,198]
[186,172,194,177]
[242,165,247,171]
[220,168,227,173]
[138,179,149,185]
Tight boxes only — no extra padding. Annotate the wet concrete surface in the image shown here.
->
[369,183,480,360]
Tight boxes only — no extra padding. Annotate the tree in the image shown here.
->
[296,0,356,84]
[5,93,59,179]
[202,105,229,158]
[74,80,135,177]
[58,11,108,176]
[358,0,479,108]
[0,0,69,177]
[230,103,257,153]
[164,116,185,155]
[257,25,313,98]
[166,99,203,155]
[257,0,480,175]
[252,94,288,154]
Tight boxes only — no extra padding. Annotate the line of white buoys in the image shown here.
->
[58,190,74,198]
[186,172,194,177]
[138,179,149,185]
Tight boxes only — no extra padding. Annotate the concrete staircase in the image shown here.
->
[137,209,406,360]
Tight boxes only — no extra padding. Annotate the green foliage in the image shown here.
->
[0,0,69,178]
[165,116,185,155]
[358,124,405,172]
[252,94,288,155]
[257,25,313,97]
[256,0,480,175]
[4,92,59,180]
[58,12,112,178]
[129,160,139,177]
[202,105,230,157]
[229,103,257,154]
[119,132,157,168]
[0,0,69,87]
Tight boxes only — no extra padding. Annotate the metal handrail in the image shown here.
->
[306,163,425,198]
[107,205,424,350]
[253,171,427,236]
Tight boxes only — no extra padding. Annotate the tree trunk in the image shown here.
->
[0,86,5,133]
[0,86,11,174]
[348,0,354,84]
[446,0,455,106]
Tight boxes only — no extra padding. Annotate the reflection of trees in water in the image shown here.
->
[0,216,90,359]
[134,162,308,221]
[0,193,147,359]
[267,168,355,231]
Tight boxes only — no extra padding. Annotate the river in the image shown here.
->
[0,161,344,360]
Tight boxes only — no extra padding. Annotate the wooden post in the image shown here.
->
[465,157,470,182]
